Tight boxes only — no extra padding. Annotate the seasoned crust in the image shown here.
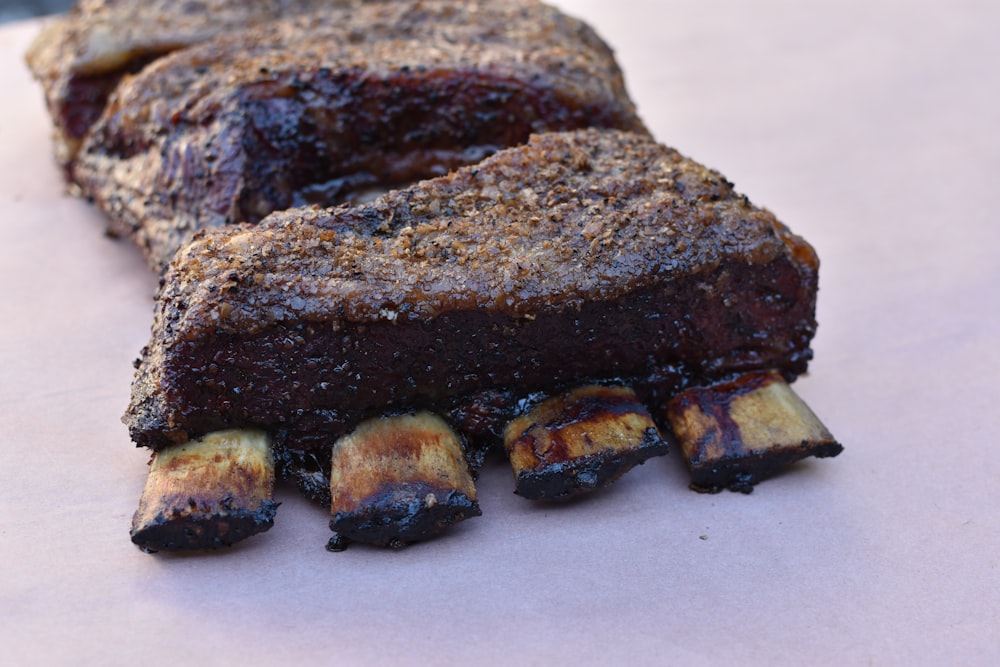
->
[127,129,819,453]
[25,0,349,175]
[163,130,813,332]
[72,0,646,270]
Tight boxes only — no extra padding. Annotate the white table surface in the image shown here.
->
[1,1,998,664]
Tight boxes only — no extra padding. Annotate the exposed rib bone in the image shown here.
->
[130,429,277,552]
[327,412,480,550]
[503,385,669,500]
[664,370,843,493]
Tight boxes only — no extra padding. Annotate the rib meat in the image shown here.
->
[70,0,646,270]
[25,0,344,178]
[126,128,821,504]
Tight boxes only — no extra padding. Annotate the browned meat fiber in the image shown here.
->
[25,0,350,178]
[70,0,645,271]
[127,129,820,505]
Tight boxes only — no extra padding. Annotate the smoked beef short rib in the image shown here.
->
[68,0,645,270]
[26,2,841,552]
[127,128,821,505]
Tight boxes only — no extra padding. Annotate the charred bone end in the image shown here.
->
[130,429,277,553]
[327,411,481,550]
[503,385,671,501]
[664,370,843,494]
